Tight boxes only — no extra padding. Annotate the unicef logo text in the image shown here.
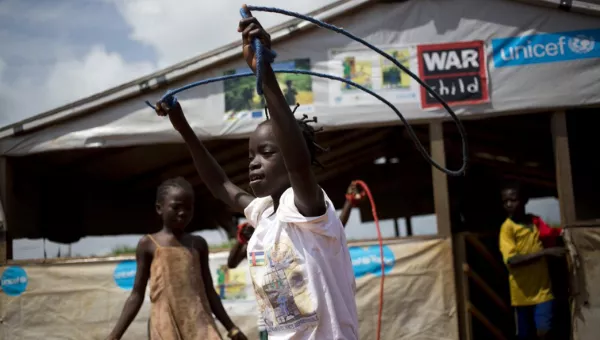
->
[1,266,28,296]
[113,260,137,290]
[568,35,595,54]
[349,245,395,279]
[351,254,394,267]
[492,29,600,67]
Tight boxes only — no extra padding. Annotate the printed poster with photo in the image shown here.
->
[417,40,490,109]
[223,59,315,121]
[327,46,420,106]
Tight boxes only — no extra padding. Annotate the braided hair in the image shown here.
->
[156,176,195,204]
[263,103,328,168]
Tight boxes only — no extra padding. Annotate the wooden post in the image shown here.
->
[0,157,10,264]
[551,110,582,334]
[406,215,413,236]
[432,121,462,339]
[551,111,576,225]
[393,218,400,237]
[454,234,472,340]
[430,121,451,237]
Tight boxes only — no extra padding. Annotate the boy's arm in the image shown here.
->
[194,236,246,339]
[239,9,326,217]
[227,242,247,269]
[499,224,565,267]
[339,199,353,228]
[339,183,366,228]
[508,247,566,266]
[499,224,538,267]
[156,102,254,213]
[108,237,152,340]
[507,251,546,267]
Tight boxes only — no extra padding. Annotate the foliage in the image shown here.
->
[209,239,236,251]
[111,245,136,256]
[108,240,235,256]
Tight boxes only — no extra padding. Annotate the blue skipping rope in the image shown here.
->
[145,6,468,176]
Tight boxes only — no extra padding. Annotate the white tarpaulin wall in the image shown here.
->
[0,238,457,340]
[566,228,600,340]
[1,0,599,155]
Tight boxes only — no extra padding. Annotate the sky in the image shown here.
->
[0,0,561,259]
[0,0,341,127]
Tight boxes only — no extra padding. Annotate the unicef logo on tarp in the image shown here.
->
[349,245,395,279]
[113,260,136,290]
[1,266,28,296]
[568,35,595,54]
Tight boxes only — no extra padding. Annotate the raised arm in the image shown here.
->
[155,102,254,213]
[194,236,247,340]
[339,200,353,228]
[239,7,325,217]
[108,237,152,340]
[340,183,366,227]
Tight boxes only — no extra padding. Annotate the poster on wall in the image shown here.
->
[417,41,489,109]
[208,252,258,316]
[223,59,315,121]
[491,28,600,68]
[327,46,419,106]
[213,258,251,301]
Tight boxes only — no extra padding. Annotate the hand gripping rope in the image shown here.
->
[145,6,470,339]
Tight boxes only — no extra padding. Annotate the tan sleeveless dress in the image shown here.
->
[147,235,222,340]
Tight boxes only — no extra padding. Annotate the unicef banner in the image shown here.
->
[0,238,457,340]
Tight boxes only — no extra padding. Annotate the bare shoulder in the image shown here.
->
[191,234,209,253]
[137,235,156,255]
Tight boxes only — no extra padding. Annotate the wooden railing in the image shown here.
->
[455,232,512,340]
[463,263,510,314]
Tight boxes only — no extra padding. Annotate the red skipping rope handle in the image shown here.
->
[237,223,250,245]
[351,180,385,340]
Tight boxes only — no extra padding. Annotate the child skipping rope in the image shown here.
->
[154,6,359,340]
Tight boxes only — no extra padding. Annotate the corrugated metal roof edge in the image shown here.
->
[510,0,600,16]
[0,0,375,139]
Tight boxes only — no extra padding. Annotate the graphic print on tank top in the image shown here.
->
[249,238,318,332]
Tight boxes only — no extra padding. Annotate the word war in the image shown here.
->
[417,41,489,109]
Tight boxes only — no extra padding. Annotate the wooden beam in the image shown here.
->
[430,121,451,237]
[0,158,12,264]
[467,303,508,340]
[463,263,510,314]
[453,234,472,340]
[406,215,413,236]
[551,111,576,225]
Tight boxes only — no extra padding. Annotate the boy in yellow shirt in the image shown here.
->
[499,182,566,340]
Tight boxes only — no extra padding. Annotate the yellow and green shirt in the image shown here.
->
[499,218,554,306]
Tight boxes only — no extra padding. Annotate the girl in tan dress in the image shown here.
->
[108,177,247,340]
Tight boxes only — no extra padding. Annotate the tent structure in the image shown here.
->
[0,0,598,235]
[1,0,599,153]
[0,0,599,339]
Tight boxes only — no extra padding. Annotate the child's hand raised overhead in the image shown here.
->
[155,100,188,133]
[238,5,272,73]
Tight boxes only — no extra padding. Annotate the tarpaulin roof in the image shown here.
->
[1,0,599,156]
